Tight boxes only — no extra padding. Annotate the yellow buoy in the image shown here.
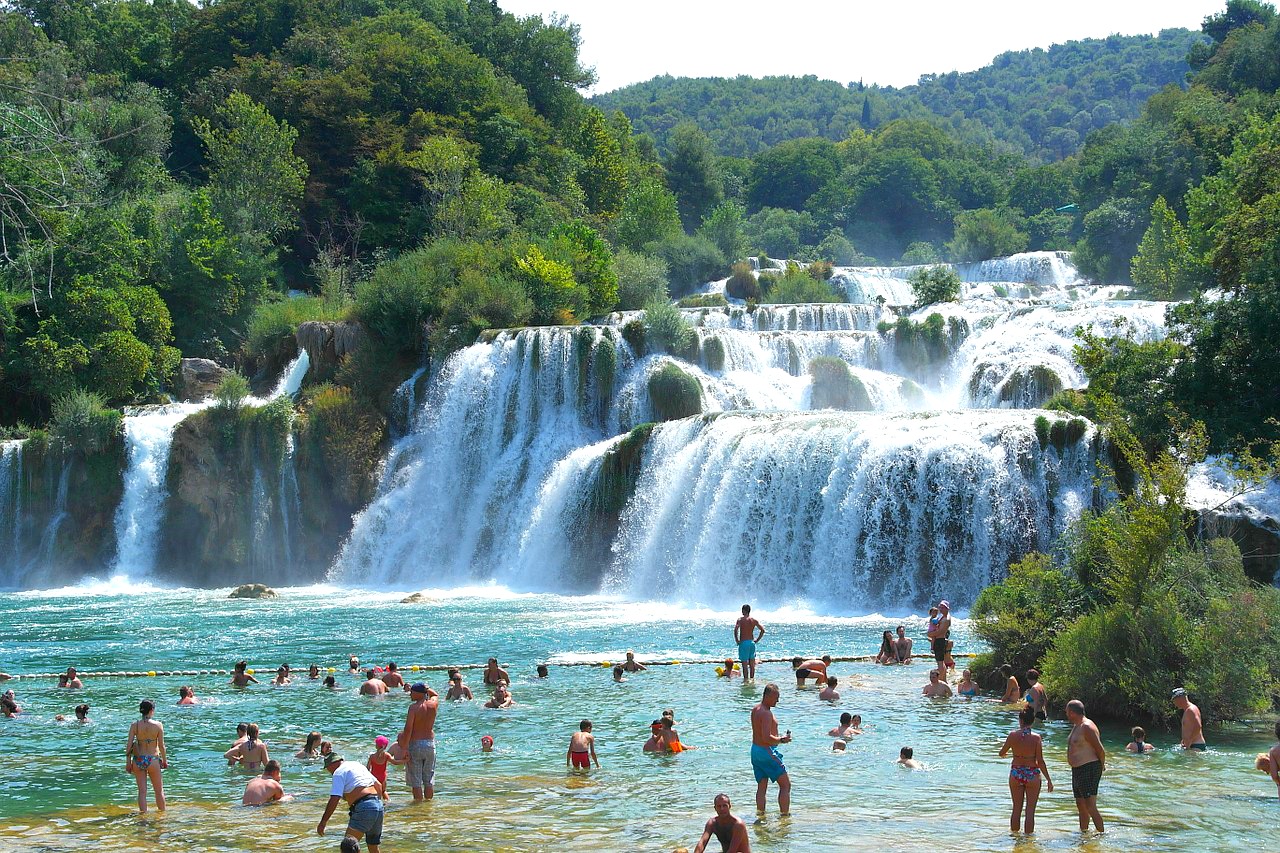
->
[671,660,681,665]
[147,671,156,677]
[715,667,725,676]
[246,669,255,675]
[410,665,420,671]
[327,667,336,673]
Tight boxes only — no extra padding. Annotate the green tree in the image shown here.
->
[1130,197,1204,298]
[663,123,723,230]
[909,266,962,306]
[697,201,748,261]
[747,137,840,212]
[576,107,627,218]
[946,208,1029,262]
[516,245,583,323]
[545,221,618,317]
[613,178,681,251]
[613,250,669,310]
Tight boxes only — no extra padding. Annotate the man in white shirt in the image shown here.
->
[318,753,384,852]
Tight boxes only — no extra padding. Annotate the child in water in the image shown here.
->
[1126,726,1156,753]
[897,746,923,770]
[367,735,403,800]
[567,720,599,769]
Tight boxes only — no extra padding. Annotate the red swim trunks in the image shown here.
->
[570,751,590,769]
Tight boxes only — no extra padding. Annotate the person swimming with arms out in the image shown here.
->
[230,661,258,687]
[567,719,600,770]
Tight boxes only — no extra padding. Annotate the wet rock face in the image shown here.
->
[1196,510,1280,585]
[296,322,364,379]
[229,583,277,599]
[178,359,229,402]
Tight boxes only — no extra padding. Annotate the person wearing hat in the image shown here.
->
[397,682,439,801]
[643,720,666,752]
[318,752,383,852]
[366,736,402,800]
[1171,688,1206,750]
[927,601,952,682]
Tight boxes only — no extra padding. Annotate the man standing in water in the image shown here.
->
[1065,699,1105,833]
[750,684,792,817]
[398,682,439,801]
[927,601,951,680]
[693,793,751,852]
[734,605,765,681]
[1172,688,1206,749]
[318,753,383,852]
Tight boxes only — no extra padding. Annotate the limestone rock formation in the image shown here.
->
[178,358,229,402]
[229,583,278,599]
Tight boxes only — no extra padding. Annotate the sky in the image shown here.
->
[498,1,1225,94]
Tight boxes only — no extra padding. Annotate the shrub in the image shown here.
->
[614,249,670,311]
[354,248,447,355]
[620,319,646,356]
[889,313,968,370]
[642,299,694,354]
[1049,418,1068,451]
[909,266,962,306]
[647,362,702,421]
[677,293,728,308]
[808,357,870,410]
[762,268,844,304]
[246,296,349,359]
[946,207,1029,263]
[703,335,726,372]
[91,330,152,402]
[299,384,386,505]
[901,241,940,265]
[1065,418,1088,445]
[1034,415,1051,450]
[806,260,833,280]
[438,268,532,346]
[815,229,860,265]
[214,372,251,412]
[645,232,726,295]
[725,261,761,301]
[50,389,121,454]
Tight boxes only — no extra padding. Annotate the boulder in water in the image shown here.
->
[647,363,702,422]
[400,592,438,604]
[228,583,277,599]
[178,358,229,402]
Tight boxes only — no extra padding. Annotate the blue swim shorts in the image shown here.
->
[738,639,756,663]
[348,795,384,845]
[751,744,786,783]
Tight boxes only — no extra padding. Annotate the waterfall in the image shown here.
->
[606,410,1096,609]
[834,250,1092,305]
[111,402,208,576]
[36,461,71,568]
[605,303,892,331]
[0,441,23,587]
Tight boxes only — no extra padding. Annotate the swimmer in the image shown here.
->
[242,759,291,805]
[956,670,979,697]
[567,719,599,769]
[381,663,404,690]
[483,658,509,686]
[481,735,494,753]
[693,793,751,852]
[444,672,472,701]
[231,660,258,687]
[894,625,913,663]
[644,720,666,752]
[230,723,249,752]
[398,682,438,801]
[927,601,952,681]
[875,630,896,664]
[272,666,292,686]
[484,683,514,709]
[1066,699,1106,832]
[64,667,83,689]
[177,685,198,705]
[1000,705,1053,833]
[896,746,922,770]
[662,717,693,753]
[348,655,360,674]
[324,675,337,689]
[367,735,403,800]
[318,753,384,853]
[1172,688,1206,750]
[831,740,846,752]
[623,651,647,673]
[1126,726,1155,753]
[308,664,321,680]
[734,604,765,681]
[57,703,90,722]
[224,723,269,771]
[360,670,387,696]
[818,676,840,702]
[922,670,952,698]
[1,693,20,717]
[791,655,829,686]
[124,699,167,813]
[751,683,792,815]
[536,664,549,678]
[297,731,323,759]
[828,712,863,738]
[612,665,626,683]
[718,659,739,678]
[1025,670,1048,719]
[320,740,334,758]
[999,665,1020,703]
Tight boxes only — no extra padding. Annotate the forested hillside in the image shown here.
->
[591,30,1205,160]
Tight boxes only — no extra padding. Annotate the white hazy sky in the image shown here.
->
[498,1,1224,94]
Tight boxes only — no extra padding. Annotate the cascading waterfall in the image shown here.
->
[0,441,24,587]
[835,250,1091,305]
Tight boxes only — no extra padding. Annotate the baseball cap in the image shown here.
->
[323,752,343,767]
[409,682,427,694]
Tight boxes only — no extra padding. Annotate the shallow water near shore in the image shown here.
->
[0,586,1274,852]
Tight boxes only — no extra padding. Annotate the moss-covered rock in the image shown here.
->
[809,357,872,411]
[885,313,969,373]
[703,335,726,372]
[997,365,1064,408]
[647,363,702,422]
[621,319,646,356]
[229,583,277,599]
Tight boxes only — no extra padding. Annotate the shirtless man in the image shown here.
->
[817,676,840,702]
[1266,719,1280,799]
[693,793,751,853]
[484,683,515,709]
[750,683,792,816]
[319,753,384,852]
[896,747,923,770]
[894,626,913,663]
[64,667,83,689]
[360,670,388,697]
[734,605,766,681]
[622,651,647,673]
[1065,699,1105,832]
[567,719,599,769]
[230,661,258,687]
[444,672,472,701]
[927,601,951,680]
[1025,670,1048,720]
[242,760,291,805]
[828,712,862,738]
[644,721,666,752]
[483,658,509,686]
[177,686,198,705]
[398,682,439,801]
[922,670,952,698]
[1172,688,1206,750]
[381,663,404,690]
[791,656,829,686]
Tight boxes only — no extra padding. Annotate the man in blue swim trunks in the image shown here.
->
[750,683,792,816]
[734,605,765,681]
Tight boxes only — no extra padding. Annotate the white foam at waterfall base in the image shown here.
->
[607,410,1097,610]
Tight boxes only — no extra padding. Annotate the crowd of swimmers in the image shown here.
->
[5,599,1280,853]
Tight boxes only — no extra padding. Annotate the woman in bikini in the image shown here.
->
[125,699,167,813]
[999,705,1052,833]
[296,731,323,759]
[875,630,896,664]
[956,669,980,697]
[223,723,269,770]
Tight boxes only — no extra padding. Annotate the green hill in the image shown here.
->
[591,29,1206,160]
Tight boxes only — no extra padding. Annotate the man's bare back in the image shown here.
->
[242,776,285,805]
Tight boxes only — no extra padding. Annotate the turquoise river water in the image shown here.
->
[0,584,1275,852]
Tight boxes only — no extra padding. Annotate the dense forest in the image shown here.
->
[591,30,1206,160]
